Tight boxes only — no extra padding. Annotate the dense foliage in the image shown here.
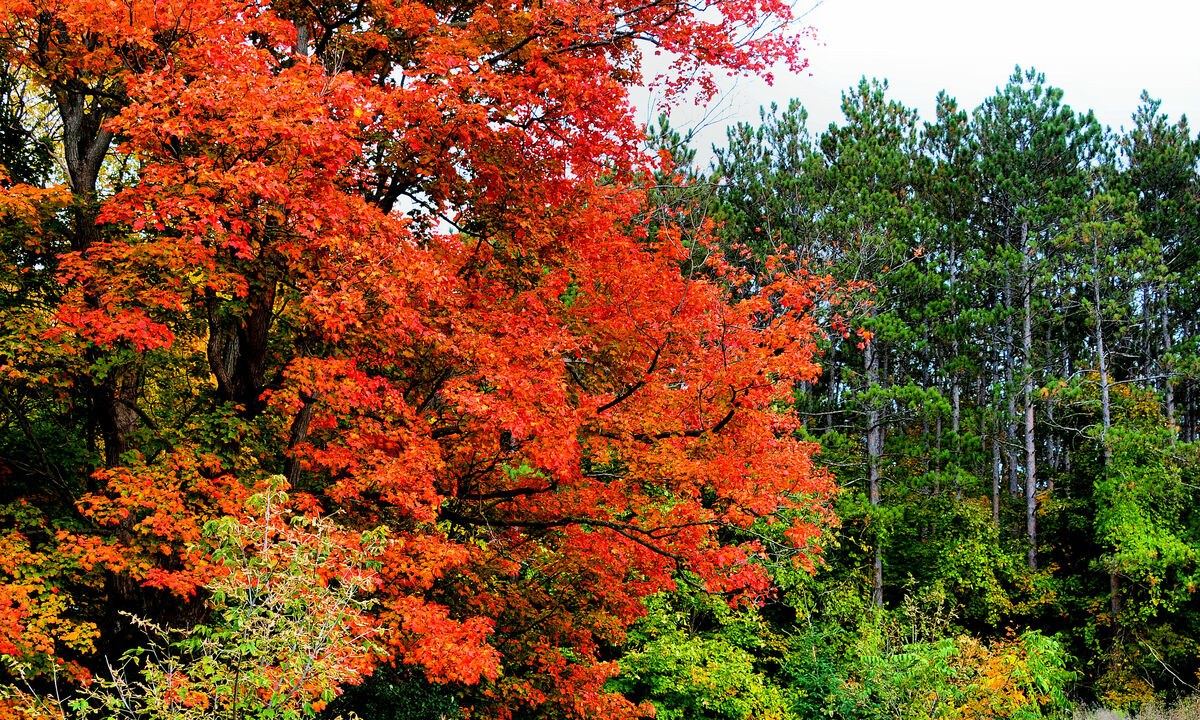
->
[1,0,1198,714]
[676,70,1200,716]
[0,0,834,718]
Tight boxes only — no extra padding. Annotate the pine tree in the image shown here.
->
[973,67,1102,568]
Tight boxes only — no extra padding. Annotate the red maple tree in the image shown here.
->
[0,0,830,716]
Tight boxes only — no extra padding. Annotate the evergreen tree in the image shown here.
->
[1119,94,1200,440]
[972,67,1103,568]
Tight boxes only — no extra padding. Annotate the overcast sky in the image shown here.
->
[641,0,1200,159]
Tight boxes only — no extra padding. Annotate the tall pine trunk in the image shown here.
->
[1161,281,1176,438]
[1092,231,1125,662]
[1004,277,1020,501]
[1021,221,1038,570]
[865,337,884,608]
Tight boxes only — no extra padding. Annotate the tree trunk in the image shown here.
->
[865,337,884,608]
[1161,280,1175,440]
[206,276,279,416]
[991,361,1002,528]
[1091,233,1126,656]
[826,349,838,435]
[992,415,1002,527]
[1021,221,1037,570]
[1004,278,1020,501]
[58,85,140,468]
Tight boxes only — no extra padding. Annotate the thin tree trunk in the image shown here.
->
[992,414,1002,527]
[1161,281,1175,440]
[1004,278,1020,501]
[1092,233,1124,657]
[1021,221,1037,570]
[950,239,961,451]
[990,362,1002,528]
[865,337,884,608]
[827,350,838,435]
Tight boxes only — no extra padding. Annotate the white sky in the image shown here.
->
[640,0,1200,161]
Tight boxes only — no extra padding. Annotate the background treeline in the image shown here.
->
[614,67,1200,718]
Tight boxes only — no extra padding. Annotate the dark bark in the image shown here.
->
[206,277,279,415]
[284,394,319,486]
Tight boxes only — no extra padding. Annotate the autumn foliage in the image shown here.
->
[0,0,831,716]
